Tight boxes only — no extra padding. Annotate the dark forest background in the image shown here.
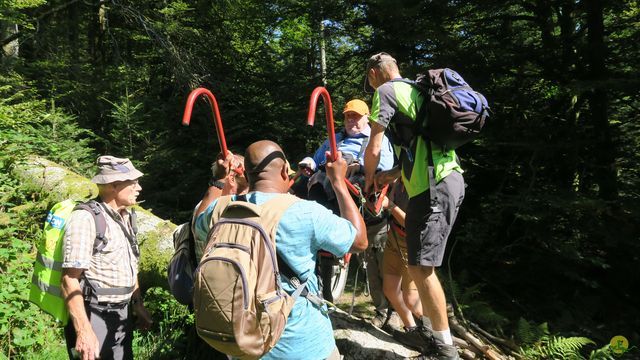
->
[1,0,638,358]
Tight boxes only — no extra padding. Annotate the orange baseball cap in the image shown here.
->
[343,99,370,116]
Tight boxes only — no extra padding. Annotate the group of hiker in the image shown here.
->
[49,51,483,360]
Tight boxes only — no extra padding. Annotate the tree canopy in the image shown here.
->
[2,0,639,356]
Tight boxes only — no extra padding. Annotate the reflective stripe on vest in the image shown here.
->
[32,267,134,297]
[36,253,62,272]
[32,273,63,297]
[35,250,135,298]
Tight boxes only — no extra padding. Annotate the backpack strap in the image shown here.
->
[425,141,442,213]
[230,194,324,308]
[357,135,369,165]
[257,194,299,242]
[130,208,138,235]
[390,78,428,134]
[74,200,136,301]
[210,195,236,225]
[389,78,442,213]
[256,195,325,308]
[74,200,108,254]
[94,201,140,256]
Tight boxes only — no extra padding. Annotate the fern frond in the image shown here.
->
[516,318,549,345]
[519,335,594,360]
[589,344,616,360]
[545,336,594,358]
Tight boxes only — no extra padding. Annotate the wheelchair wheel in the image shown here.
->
[320,256,350,302]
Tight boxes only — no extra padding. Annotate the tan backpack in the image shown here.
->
[193,194,306,359]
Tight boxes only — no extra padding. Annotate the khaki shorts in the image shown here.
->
[382,226,417,291]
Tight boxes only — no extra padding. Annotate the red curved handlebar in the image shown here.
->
[181,88,228,157]
[307,87,338,161]
[306,87,360,195]
[306,86,389,214]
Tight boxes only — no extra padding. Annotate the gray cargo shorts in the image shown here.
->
[405,171,465,267]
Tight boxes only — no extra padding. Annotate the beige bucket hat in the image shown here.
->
[90,155,143,184]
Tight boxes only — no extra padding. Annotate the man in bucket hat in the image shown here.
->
[61,156,152,360]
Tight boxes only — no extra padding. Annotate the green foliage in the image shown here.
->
[2,0,640,356]
[0,0,46,27]
[0,73,95,176]
[518,335,595,360]
[132,287,192,360]
[0,207,64,358]
[447,274,508,332]
[588,344,617,360]
[0,72,95,358]
[102,87,150,159]
[515,318,550,346]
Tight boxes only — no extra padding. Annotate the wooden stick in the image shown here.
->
[460,349,477,360]
[449,317,504,360]
[469,321,520,353]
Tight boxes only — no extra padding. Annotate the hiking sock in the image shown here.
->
[433,329,453,345]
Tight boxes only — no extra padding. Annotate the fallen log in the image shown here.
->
[470,321,521,353]
[450,317,505,360]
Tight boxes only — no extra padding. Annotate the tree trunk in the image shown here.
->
[320,20,328,87]
[556,0,580,191]
[68,0,80,79]
[585,0,618,200]
[1,22,19,59]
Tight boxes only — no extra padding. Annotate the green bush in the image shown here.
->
[132,287,193,360]
[0,73,193,359]
[0,73,96,358]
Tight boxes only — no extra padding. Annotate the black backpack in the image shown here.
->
[393,68,489,151]
[393,69,489,212]
[167,221,198,305]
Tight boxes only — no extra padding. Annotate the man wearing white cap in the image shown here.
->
[61,156,152,360]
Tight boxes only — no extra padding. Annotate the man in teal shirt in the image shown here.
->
[363,52,464,360]
[195,141,368,359]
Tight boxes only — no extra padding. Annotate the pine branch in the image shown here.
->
[1,0,81,47]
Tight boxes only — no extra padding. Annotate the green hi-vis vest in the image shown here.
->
[28,199,106,325]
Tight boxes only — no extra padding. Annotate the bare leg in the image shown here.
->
[408,265,448,331]
[383,273,416,328]
[402,288,423,318]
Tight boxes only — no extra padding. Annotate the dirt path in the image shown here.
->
[332,263,378,322]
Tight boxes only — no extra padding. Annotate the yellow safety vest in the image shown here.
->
[28,199,106,325]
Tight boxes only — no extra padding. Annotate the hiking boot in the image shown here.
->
[432,338,460,360]
[382,311,404,332]
[370,310,387,328]
[414,315,432,329]
[419,322,434,340]
[392,327,432,353]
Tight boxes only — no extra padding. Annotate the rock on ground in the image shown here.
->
[331,308,431,359]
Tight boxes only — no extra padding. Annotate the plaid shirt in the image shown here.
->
[62,202,139,303]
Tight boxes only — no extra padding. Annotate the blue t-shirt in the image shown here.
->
[312,126,394,171]
[195,192,356,360]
